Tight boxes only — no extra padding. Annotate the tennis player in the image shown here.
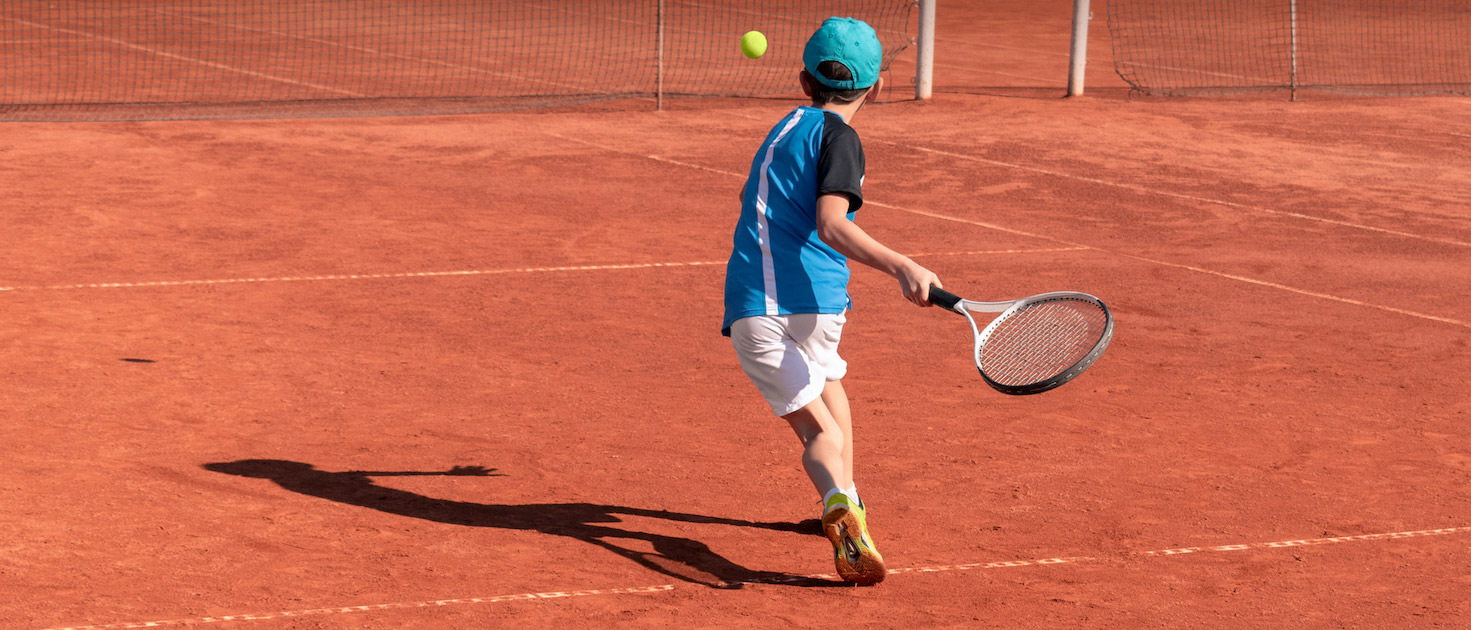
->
[721,17,942,585]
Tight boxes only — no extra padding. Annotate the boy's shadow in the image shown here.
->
[204,459,835,589]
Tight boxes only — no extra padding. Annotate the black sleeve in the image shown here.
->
[816,111,865,212]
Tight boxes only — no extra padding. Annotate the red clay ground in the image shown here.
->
[3,2,1470,628]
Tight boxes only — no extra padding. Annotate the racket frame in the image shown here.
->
[929,287,1113,395]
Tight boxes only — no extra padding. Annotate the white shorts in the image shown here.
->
[730,312,848,417]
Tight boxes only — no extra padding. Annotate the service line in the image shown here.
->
[866,139,1471,249]
[545,131,1470,329]
[0,249,1077,293]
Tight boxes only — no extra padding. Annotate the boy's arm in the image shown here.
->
[816,193,941,307]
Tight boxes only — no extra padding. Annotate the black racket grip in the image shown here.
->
[927,285,962,310]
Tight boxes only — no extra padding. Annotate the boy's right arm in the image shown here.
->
[815,193,941,307]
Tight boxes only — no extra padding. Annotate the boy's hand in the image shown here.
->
[897,260,941,307]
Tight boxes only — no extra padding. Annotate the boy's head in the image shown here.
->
[801,17,883,106]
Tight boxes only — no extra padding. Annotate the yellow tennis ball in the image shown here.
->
[741,31,767,59]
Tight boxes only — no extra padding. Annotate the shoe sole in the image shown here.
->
[822,506,886,585]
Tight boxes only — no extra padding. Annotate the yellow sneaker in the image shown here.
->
[821,493,885,584]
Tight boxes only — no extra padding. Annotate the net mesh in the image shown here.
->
[1107,0,1471,96]
[0,0,913,121]
[978,298,1108,388]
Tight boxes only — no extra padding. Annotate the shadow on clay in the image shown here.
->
[204,459,845,589]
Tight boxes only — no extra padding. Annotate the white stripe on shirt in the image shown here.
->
[755,109,805,315]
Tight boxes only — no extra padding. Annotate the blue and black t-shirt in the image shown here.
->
[722,106,866,336]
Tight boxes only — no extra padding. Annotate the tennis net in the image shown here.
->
[1,1,914,121]
[1107,0,1471,96]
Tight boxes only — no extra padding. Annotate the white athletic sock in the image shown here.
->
[822,486,861,506]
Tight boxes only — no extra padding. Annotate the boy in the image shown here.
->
[721,17,942,585]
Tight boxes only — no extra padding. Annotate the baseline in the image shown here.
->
[153,8,596,94]
[42,585,678,630]
[44,525,1471,630]
[0,16,360,97]
[931,61,1058,84]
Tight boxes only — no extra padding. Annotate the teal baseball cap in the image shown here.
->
[803,17,883,90]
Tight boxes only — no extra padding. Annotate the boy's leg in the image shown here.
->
[731,313,881,583]
[817,378,882,583]
[818,380,853,492]
[731,314,848,499]
[779,396,845,499]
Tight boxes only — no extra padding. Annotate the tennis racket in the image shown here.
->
[927,286,1113,395]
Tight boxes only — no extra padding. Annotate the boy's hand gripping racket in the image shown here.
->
[928,286,1113,395]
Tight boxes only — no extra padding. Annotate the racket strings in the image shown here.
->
[978,299,1108,386]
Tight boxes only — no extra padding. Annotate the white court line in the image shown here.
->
[713,111,1470,248]
[1115,60,1282,85]
[867,139,1471,249]
[1347,130,1471,144]
[672,0,808,27]
[742,525,1471,586]
[843,205,1457,328]
[930,33,1277,85]
[0,16,360,97]
[881,203,1471,329]
[153,9,595,94]
[0,262,718,292]
[527,2,713,37]
[42,525,1471,630]
[0,249,1075,293]
[41,585,678,630]
[931,37,1071,58]
[932,61,1057,84]
[545,132,1470,329]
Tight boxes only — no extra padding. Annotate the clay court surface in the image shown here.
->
[3,2,1470,628]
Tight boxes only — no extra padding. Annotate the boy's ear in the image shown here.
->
[799,70,815,98]
[864,76,885,104]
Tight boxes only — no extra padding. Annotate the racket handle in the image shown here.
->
[927,285,962,310]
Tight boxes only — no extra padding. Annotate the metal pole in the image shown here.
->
[656,0,665,111]
[1289,0,1298,101]
[1067,0,1091,97]
[915,0,935,100]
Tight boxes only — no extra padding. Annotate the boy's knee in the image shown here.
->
[794,421,843,453]
[782,411,843,446]
[810,426,845,452]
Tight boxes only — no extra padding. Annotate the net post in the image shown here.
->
[915,0,935,100]
[1067,0,1091,97]
[1289,0,1298,101]
[656,0,665,111]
